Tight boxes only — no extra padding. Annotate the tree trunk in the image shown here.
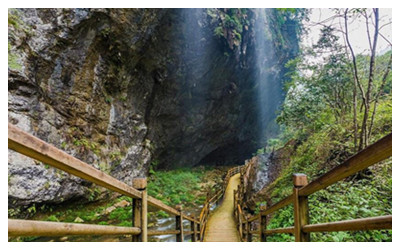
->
[344,8,361,152]
[368,54,391,139]
[359,8,379,150]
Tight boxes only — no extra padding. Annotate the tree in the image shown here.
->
[343,9,392,150]
[277,25,352,134]
[277,8,392,152]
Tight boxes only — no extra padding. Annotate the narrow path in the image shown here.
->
[204,173,240,242]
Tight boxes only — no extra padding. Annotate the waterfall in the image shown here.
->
[179,8,210,125]
[254,8,277,143]
[252,9,279,187]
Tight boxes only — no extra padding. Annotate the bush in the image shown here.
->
[147,167,205,208]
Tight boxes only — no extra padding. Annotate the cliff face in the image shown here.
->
[242,140,298,210]
[8,8,300,207]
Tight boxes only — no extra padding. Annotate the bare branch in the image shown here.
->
[344,9,366,104]
[364,10,373,51]
[379,32,392,47]
[379,21,392,30]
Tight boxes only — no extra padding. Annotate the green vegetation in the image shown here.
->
[269,9,308,50]
[257,13,392,241]
[11,166,221,242]
[72,138,100,155]
[208,8,249,49]
[8,9,29,32]
[147,166,208,208]
[8,42,22,70]
[65,126,102,157]
[46,215,59,222]
[8,9,35,71]
[109,151,122,163]
[208,8,307,61]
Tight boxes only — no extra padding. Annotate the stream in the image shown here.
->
[28,202,218,242]
[149,202,217,242]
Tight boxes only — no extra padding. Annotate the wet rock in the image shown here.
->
[114,200,130,208]
[244,140,298,210]
[103,206,116,215]
[8,8,300,209]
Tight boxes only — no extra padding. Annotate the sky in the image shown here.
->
[304,8,392,55]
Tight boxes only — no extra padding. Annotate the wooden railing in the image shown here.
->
[233,133,392,242]
[8,123,201,242]
[198,166,242,241]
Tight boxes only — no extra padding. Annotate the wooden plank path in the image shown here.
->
[204,173,240,242]
[8,123,392,242]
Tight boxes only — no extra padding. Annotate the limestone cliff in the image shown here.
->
[8,8,301,208]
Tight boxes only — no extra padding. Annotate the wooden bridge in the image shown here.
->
[8,123,392,242]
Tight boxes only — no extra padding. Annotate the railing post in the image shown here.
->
[259,204,267,242]
[132,178,147,242]
[240,172,244,199]
[190,214,196,242]
[246,215,252,242]
[175,205,184,242]
[238,210,242,240]
[233,190,237,217]
[242,221,246,241]
[141,181,148,242]
[197,220,201,241]
[293,173,310,242]
[199,215,203,242]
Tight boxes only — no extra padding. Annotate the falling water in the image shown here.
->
[252,9,279,188]
[150,9,281,241]
[254,8,278,142]
[180,8,210,115]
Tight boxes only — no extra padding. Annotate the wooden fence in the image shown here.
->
[198,166,242,241]
[8,123,201,242]
[9,122,391,242]
[233,133,392,242]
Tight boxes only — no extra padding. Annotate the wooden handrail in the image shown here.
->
[299,133,392,196]
[8,219,141,236]
[265,227,294,235]
[235,133,392,242]
[8,124,198,223]
[302,215,392,233]
[248,195,293,222]
[8,123,203,241]
[8,123,141,199]
[147,230,180,236]
[198,165,243,241]
[9,122,391,242]
[249,227,294,235]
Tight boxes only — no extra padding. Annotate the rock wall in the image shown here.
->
[242,140,298,210]
[8,8,300,208]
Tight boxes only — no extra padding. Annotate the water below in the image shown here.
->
[149,202,217,242]
[27,202,219,242]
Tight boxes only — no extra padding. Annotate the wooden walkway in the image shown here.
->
[8,123,392,242]
[204,173,240,242]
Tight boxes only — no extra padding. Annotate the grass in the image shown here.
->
[147,166,209,208]
[8,42,22,70]
[255,99,392,242]
[264,173,392,242]
[11,165,224,242]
